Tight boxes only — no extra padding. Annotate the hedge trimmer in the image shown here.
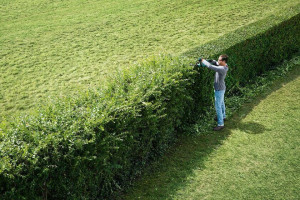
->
[194,57,219,68]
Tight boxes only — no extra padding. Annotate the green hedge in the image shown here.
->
[0,56,203,199]
[0,12,299,200]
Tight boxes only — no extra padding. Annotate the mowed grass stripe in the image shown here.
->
[0,0,299,118]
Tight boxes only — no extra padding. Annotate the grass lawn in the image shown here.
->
[1,0,299,119]
[118,57,300,200]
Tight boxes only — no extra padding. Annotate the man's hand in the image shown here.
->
[199,58,207,67]
[194,57,206,68]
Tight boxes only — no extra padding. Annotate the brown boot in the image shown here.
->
[213,126,225,131]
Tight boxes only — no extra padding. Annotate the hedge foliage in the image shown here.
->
[0,12,299,200]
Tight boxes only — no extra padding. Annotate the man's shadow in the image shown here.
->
[235,121,268,134]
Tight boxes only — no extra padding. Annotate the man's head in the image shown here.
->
[218,54,228,66]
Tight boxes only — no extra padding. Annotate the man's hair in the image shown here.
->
[220,54,229,63]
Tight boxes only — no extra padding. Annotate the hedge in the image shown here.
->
[0,12,299,200]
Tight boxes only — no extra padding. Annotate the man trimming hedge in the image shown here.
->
[199,54,229,131]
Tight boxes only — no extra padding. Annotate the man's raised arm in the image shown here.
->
[202,59,226,73]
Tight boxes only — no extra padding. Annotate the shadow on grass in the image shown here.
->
[115,63,299,200]
[237,122,270,134]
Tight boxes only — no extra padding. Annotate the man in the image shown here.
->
[199,54,229,131]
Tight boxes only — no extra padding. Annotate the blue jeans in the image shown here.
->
[214,90,226,126]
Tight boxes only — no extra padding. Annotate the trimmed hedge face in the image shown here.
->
[224,13,300,90]
[189,13,300,95]
[0,13,299,200]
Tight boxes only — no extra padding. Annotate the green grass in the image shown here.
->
[116,56,300,200]
[1,0,299,119]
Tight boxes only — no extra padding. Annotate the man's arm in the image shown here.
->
[202,59,226,73]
